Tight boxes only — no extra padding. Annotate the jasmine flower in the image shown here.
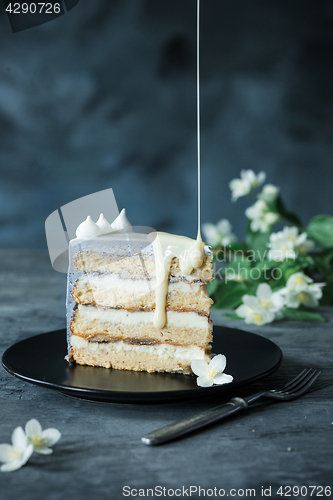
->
[0,427,33,472]
[229,170,266,202]
[25,419,61,455]
[191,354,233,387]
[202,219,237,247]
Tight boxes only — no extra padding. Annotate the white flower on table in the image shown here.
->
[202,219,237,248]
[191,354,233,387]
[258,184,280,203]
[0,427,33,472]
[25,419,61,455]
[245,199,279,233]
[236,283,284,325]
[268,227,315,261]
[280,272,325,309]
[229,169,266,202]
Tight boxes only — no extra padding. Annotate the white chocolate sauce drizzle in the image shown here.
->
[152,233,204,328]
[152,0,204,329]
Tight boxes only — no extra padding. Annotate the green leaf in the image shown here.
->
[223,257,251,282]
[227,243,248,252]
[307,215,333,248]
[282,308,326,322]
[245,224,270,261]
[255,260,279,271]
[298,255,314,269]
[312,249,333,283]
[250,260,280,284]
[275,260,301,282]
[220,312,241,319]
[275,195,303,228]
[320,284,333,305]
[212,281,248,310]
[258,260,302,289]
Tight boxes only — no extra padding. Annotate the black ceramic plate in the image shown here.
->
[2,327,282,403]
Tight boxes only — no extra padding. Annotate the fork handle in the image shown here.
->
[141,397,248,446]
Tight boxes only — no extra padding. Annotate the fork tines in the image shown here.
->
[276,368,321,396]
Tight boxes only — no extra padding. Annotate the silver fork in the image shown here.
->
[142,368,320,446]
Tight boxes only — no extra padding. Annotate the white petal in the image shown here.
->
[309,284,324,299]
[269,232,278,243]
[285,227,298,240]
[259,184,279,202]
[216,219,231,234]
[235,304,250,318]
[0,444,33,472]
[257,171,266,185]
[256,283,271,300]
[285,293,300,308]
[243,295,261,311]
[287,272,313,290]
[261,311,275,324]
[41,429,61,447]
[229,178,251,200]
[265,212,279,225]
[196,375,214,387]
[213,373,234,385]
[191,359,208,377]
[296,232,307,245]
[242,169,254,182]
[244,313,256,324]
[1,460,24,472]
[33,446,53,455]
[221,236,231,246]
[0,444,12,463]
[25,419,42,438]
[245,206,255,219]
[278,287,287,297]
[270,292,285,311]
[301,294,318,308]
[22,444,34,464]
[209,354,226,373]
[202,223,219,246]
[11,427,27,452]
[251,219,263,232]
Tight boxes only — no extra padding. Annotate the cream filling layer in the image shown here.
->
[71,335,207,361]
[76,274,202,296]
[74,304,210,330]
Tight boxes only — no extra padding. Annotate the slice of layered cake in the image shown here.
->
[67,211,213,374]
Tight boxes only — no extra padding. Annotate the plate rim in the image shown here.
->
[2,326,283,403]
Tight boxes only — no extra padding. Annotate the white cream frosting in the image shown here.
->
[76,216,102,239]
[75,208,132,240]
[96,213,112,234]
[111,208,132,232]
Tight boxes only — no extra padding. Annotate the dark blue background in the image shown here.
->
[0,0,332,249]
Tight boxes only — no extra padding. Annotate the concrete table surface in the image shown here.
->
[0,250,332,500]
